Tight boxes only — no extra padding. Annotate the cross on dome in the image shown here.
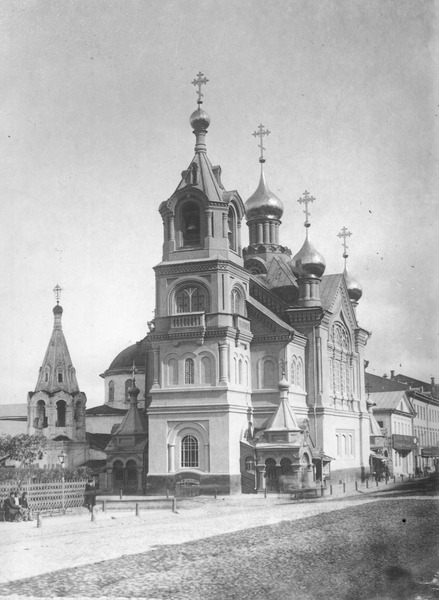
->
[298,190,315,230]
[337,226,352,261]
[53,284,62,305]
[252,124,271,163]
[131,361,137,383]
[191,71,209,105]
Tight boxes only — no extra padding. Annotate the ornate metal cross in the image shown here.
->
[191,71,209,104]
[53,284,62,304]
[252,124,271,162]
[131,361,137,382]
[279,358,288,379]
[337,226,352,258]
[297,190,315,227]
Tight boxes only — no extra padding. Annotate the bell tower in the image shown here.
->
[146,74,253,494]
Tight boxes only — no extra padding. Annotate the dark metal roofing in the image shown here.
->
[86,404,128,416]
[86,433,112,450]
[106,341,147,372]
[365,372,408,393]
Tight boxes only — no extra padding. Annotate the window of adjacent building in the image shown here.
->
[175,286,208,313]
[125,379,133,401]
[56,400,66,427]
[184,358,194,384]
[182,201,201,246]
[181,434,199,468]
[109,381,115,403]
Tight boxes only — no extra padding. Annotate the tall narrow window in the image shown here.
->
[182,201,200,246]
[291,357,297,386]
[184,358,194,384]
[181,434,199,468]
[168,359,178,385]
[109,381,115,403]
[58,372,63,383]
[228,206,237,251]
[34,400,47,429]
[56,400,66,427]
[238,359,243,385]
[201,356,212,385]
[296,358,303,389]
[231,288,242,314]
[263,359,276,389]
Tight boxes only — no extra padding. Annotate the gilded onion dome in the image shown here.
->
[292,237,326,279]
[344,268,363,302]
[190,107,211,131]
[245,168,284,222]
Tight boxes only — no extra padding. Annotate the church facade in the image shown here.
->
[114,76,373,495]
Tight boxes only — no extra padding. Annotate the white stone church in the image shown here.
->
[21,76,373,494]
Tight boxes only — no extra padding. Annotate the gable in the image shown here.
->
[322,275,358,333]
[247,297,296,342]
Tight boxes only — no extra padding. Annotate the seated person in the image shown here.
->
[19,492,33,521]
[3,492,21,522]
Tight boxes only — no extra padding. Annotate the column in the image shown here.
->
[263,222,269,244]
[257,223,263,244]
[219,342,229,384]
[222,212,228,238]
[269,222,275,244]
[152,348,160,388]
[237,221,242,256]
[206,210,213,237]
[275,222,280,244]
[168,443,175,472]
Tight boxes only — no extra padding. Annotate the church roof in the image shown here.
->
[265,254,297,289]
[264,398,299,432]
[247,296,296,334]
[86,404,128,416]
[86,432,112,450]
[320,274,345,311]
[174,151,225,204]
[35,304,79,394]
[103,341,146,375]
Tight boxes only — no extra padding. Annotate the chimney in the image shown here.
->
[390,370,395,378]
[383,373,388,379]
[431,377,435,387]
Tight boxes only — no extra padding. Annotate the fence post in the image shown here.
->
[264,487,267,498]
[135,503,139,517]
[366,479,369,489]
[401,475,404,483]
[102,500,106,512]
[214,488,217,499]
[355,481,358,491]
[393,476,396,483]
[343,482,346,493]
[330,484,333,495]
[166,488,169,499]
[91,506,95,522]
[36,513,42,528]
[119,489,123,499]
[376,478,379,487]
[172,497,177,513]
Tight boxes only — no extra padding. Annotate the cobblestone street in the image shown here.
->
[0,483,438,600]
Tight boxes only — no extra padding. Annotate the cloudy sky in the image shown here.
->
[0,0,437,407]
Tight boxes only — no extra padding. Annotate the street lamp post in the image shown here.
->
[58,452,66,513]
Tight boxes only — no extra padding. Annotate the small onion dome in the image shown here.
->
[53,304,63,315]
[245,170,284,222]
[128,382,140,395]
[344,268,363,302]
[190,107,211,131]
[278,375,290,391]
[292,238,326,279]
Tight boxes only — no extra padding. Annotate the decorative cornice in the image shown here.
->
[154,259,248,278]
[286,307,324,326]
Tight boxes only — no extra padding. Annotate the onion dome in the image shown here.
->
[344,268,363,302]
[292,237,326,279]
[245,169,284,222]
[278,374,290,391]
[53,304,63,315]
[190,107,210,131]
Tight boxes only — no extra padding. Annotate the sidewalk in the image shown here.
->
[0,477,433,585]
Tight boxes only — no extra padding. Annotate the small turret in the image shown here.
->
[337,226,363,310]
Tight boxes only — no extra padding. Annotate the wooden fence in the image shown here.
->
[0,480,87,512]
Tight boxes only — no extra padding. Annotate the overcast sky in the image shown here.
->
[0,0,437,407]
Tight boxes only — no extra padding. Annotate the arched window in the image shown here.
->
[181,434,199,468]
[233,357,238,384]
[34,400,47,429]
[231,288,242,314]
[336,434,340,456]
[263,359,276,389]
[291,357,297,386]
[113,460,124,484]
[175,286,208,313]
[245,456,255,471]
[168,359,178,385]
[74,400,82,422]
[56,400,66,427]
[348,434,353,456]
[280,457,293,475]
[342,434,347,456]
[228,206,237,251]
[201,356,212,385]
[58,372,63,383]
[184,358,194,384]
[182,201,200,246]
[238,359,243,385]
[108,381,115,403]
[126,460,138,486]
[45,370,49,382]
[125,379,133,401]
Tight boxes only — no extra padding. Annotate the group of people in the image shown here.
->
[3,491,32,522]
